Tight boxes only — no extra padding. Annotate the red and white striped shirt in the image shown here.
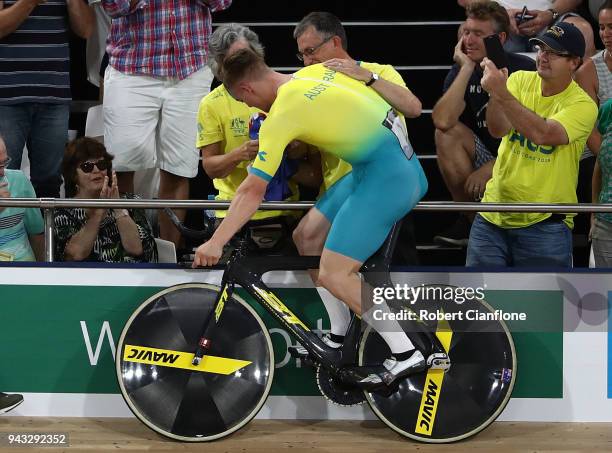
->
[102,0,232,79]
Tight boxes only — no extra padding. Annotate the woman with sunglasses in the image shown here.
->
[54,137,156,262]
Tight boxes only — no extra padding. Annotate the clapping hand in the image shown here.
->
[86,171,119,222]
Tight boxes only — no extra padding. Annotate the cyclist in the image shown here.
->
[291,11,422,353]
[193,48,428,383]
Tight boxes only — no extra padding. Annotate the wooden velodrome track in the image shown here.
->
[0,418,610,452]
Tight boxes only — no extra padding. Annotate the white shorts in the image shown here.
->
[103,65,213,178]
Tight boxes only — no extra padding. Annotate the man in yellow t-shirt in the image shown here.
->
[197,24,320,228]
[471,22,598,267]
[289,12,423,353]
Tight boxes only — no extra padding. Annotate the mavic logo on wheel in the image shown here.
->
[127,347,180,364]
[414,319,453,436]
[415,375,442,435]
[123,345,251,375]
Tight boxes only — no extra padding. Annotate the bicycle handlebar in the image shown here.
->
[164,207,215,242]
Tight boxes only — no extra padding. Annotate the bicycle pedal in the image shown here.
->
[287,345,308,360]
[427,353,451,370]
[287,346,318,368]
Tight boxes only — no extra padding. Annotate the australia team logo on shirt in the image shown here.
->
[230,118,247,137]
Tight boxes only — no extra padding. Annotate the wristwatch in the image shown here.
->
[365,72,379,86]
[547,8,559,23]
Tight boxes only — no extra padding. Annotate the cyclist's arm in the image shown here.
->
[208,173,267,247]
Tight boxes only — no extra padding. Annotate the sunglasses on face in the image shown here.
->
[79,159,111,173]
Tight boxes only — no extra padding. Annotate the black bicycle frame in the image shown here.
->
[191,223,446,373]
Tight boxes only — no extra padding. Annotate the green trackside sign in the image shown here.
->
[0,285,563,398]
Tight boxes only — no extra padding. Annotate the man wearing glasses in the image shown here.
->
[0,135,43,262]
[290,11,422,354]
[467,22,597,267]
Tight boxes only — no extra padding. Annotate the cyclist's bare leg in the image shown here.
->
[293,209,351,343]
[317,248,363,314]
[292,207,330,282]
[318,249,424,380]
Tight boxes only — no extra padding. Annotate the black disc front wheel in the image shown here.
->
[116,283,274,441]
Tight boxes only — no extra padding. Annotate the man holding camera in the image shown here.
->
[433,1,534,247]
[468,22,597,267]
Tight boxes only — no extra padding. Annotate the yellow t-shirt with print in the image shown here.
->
[481,70,598,229]
[319,61,410,191]
[196,84,299,219]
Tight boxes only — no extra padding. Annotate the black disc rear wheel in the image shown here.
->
[359,291,516,443]
[116,283,274,441]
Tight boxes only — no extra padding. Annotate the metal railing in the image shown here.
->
[2,198,612,262]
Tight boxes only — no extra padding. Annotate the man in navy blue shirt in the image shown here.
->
[432,0,535,247]
[0,1,93,198]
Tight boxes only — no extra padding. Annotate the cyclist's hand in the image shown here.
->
[192,240,223,267]
[234,140,259,162]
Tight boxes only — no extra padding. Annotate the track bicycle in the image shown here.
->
[115,215,516,443]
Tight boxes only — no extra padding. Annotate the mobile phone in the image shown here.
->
[483,34,509,69]
[515,6,535,24]
[107,167,113,187]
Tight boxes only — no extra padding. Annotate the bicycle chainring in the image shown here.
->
[316,364,366,407]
